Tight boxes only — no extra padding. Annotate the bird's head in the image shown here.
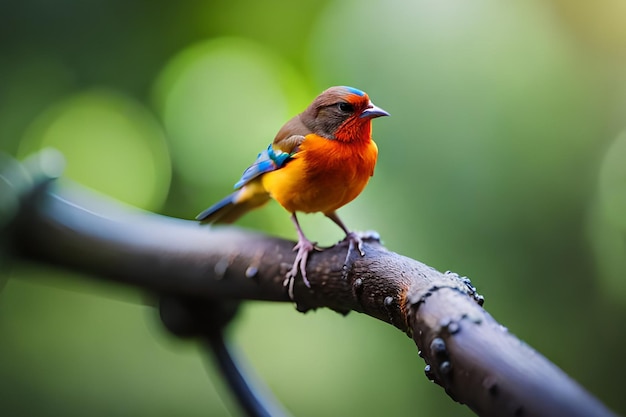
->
[302,86,389,143]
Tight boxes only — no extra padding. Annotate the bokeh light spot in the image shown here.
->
[18,89,171,210]
[598,131,626,229]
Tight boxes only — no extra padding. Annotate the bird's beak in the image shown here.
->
[360,102,390,119]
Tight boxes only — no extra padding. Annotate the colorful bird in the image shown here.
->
[196,86,389,295]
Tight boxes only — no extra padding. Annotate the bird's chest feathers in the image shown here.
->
[303,138,376,182]
[290,136,377,213]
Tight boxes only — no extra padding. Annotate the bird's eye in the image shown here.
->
[337,102,354,113]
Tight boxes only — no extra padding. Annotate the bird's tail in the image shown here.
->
[196,182,270,224]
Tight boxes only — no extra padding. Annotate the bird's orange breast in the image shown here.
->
[261,134,378,214]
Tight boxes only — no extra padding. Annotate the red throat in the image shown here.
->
[334,117,372,143]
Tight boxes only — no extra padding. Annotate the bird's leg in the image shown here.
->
[284,213,314,298]
[325,212,365,276]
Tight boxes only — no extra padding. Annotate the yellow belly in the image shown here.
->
[261,135,378,214]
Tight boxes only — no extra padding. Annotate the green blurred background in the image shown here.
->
[1,0,626,416]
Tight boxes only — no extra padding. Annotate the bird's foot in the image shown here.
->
[341,231,380,278]
[283,237,317,299]
[343,232,364,270]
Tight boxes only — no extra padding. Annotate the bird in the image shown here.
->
[196,86,389,296]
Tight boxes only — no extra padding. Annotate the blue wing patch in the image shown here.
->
[234,144,291,189]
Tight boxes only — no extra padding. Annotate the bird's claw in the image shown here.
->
[347,232,365,257]
[283,238,316,299]
[341,231,375,278]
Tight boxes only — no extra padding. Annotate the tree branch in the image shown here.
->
[4,154,618,417]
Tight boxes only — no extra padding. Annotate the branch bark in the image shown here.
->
[6,176,618,417]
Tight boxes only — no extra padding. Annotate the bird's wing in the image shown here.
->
[274,134,306,155]
[233,144,293,189]
[233,115,310,189]
[273,114,310,154]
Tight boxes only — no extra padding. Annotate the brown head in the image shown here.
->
[300,86,389,143]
